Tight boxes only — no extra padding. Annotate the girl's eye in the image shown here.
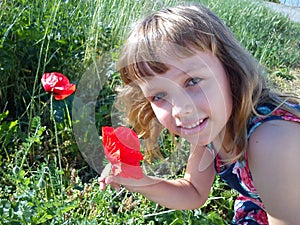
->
[151,92,167,102]
[186,77,202,87]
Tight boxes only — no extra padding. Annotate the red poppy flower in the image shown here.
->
[102,126,144,179]
[41,72,76,100]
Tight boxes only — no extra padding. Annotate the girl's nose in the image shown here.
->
[171,91,194,119]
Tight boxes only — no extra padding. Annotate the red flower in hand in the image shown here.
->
[102,126,144,179]
[41,72,76,100]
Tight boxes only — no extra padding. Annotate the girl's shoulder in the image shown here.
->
[247,103,300,138]
[246,104,300,223]
[245,103,300,171]
[246,103,300,156]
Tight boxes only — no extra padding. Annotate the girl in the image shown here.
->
[99,4,300,224]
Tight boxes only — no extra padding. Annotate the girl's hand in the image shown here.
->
[98,175,121,191]
[98,174,145,192]
[98,174,162,193]
[98,163,149,191]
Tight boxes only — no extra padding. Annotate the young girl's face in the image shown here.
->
[138,50,233,146]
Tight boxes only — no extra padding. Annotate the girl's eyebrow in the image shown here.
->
[141,68,203,86]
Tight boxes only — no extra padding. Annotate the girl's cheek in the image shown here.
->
[151,105,170,126]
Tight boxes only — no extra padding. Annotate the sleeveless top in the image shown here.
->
[213,104,300,225]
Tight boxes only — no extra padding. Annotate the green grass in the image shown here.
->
[206,0,300,68]
[0,0,299,224]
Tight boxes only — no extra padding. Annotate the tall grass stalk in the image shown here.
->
[49,95,63,192]
[208,0,300,70]
[28,0,62,134]
[84,0,180,62]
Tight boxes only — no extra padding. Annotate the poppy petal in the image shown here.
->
[119,163,144,179]
[102,126,144,179]
[41,72,76,100]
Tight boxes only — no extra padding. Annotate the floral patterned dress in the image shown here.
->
[213,104,300,225]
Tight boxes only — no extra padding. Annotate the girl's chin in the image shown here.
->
[183,135,211,147]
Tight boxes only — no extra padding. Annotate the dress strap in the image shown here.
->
[248,104,300,138]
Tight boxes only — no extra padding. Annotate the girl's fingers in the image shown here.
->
[98,176,121,191]
[98,176,106,190]
[99,181,106,190]
[106,176,121,190]
[98,176,106,183]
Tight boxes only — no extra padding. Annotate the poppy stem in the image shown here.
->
[50,94,64,192]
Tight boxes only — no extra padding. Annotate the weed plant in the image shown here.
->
[0,0,299,224]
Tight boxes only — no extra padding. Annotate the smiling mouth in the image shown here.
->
[181,119,206,129]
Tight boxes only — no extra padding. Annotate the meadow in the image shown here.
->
[0,0,299,224]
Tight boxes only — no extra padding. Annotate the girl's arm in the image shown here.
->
[99,145,216,210]
[248,119,300,225]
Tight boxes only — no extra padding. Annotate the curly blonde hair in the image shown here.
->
[115,3,299,162]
